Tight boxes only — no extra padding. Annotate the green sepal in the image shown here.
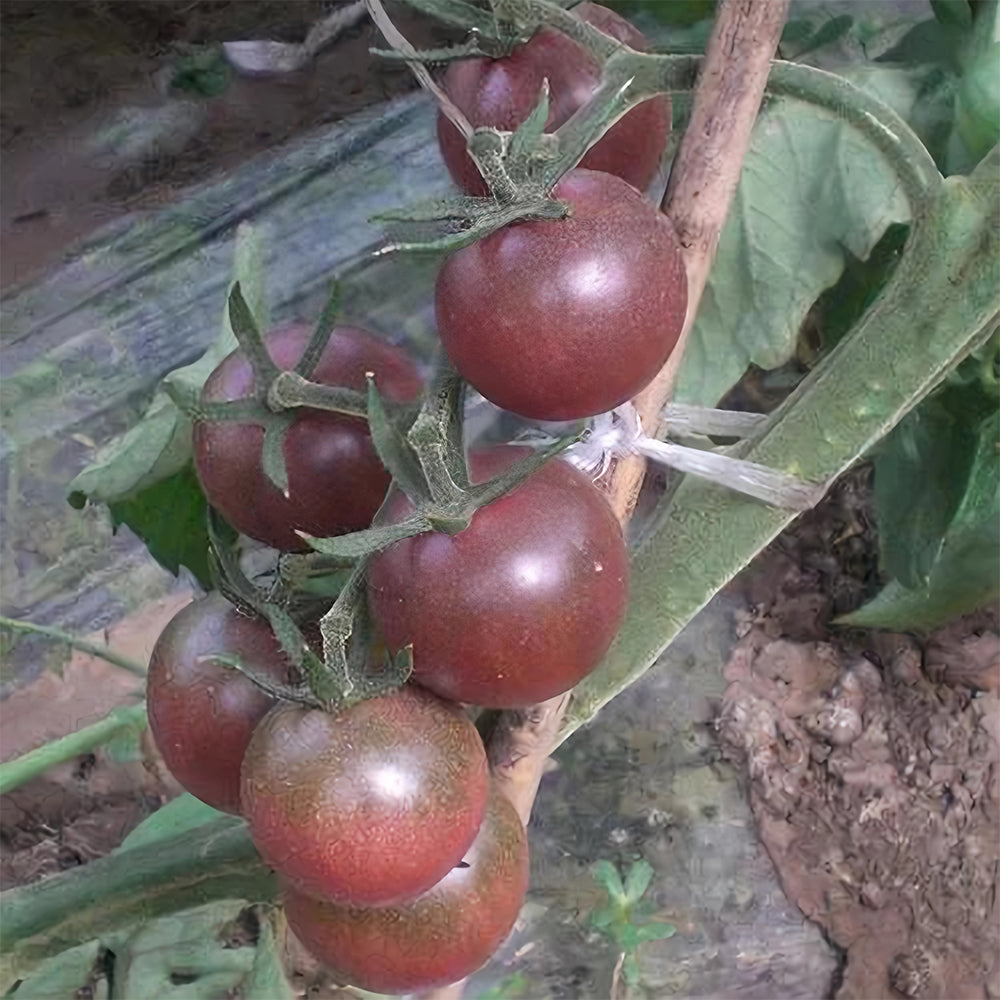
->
[467,433,580,509]
[407,361,471,502]
[295,282,341,379]
[300,513,433,560]
[228,283,280,391]
[509,81,552,166]
[260,413,294,495]
[366,377,429,504]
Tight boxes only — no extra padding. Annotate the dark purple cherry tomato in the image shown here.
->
[285,789,529,994]
[240,686,489,906]
[437,1,669,196]
[194,323,423,552]
[146,594,294,815]
[435,169,687,421]
[367,448,629,708]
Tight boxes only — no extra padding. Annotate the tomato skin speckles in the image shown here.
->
[240,686,489,906]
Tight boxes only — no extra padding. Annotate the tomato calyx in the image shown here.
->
[371,0,686,253]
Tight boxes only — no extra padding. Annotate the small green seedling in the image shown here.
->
[589,859,675,992]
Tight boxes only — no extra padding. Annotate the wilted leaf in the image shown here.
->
[675,94,911,407]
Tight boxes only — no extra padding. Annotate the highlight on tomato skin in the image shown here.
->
[435,169,688,422]
[436,1,670,197]
[240,685,490,907]
[284,788,529,995]
[146,594,295,815]
[367,447,629,709]
[193,322,423,552]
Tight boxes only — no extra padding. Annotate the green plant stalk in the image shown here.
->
[0,818,274,989]
[0,702,148,797]
[0,615,148,678]
[560,147,1000,744]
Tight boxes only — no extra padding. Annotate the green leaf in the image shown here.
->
[675,95,910,407]
[591,860,626,902]
[811,223,909,351]
[589,905,617,930]
[67,224,267,512]
[108,464,229,589]
[244,911,294,1000]
[67,394,193,509]
[5,940,104,999]
[623,859,654,904]
[635,921,677,942]
[930,0,973,28]
[871,385,993,588]
[841,64,958,170]
[843,408,1000,630]
[118,795,230,854]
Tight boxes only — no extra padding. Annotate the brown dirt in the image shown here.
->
[718,475,1000,1000]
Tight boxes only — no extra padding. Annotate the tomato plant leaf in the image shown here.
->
[675,94,910,408]
[3,940,103,1000]
[107,464,229,589]
[119,795,230,854]
[66,224,267,512]
[111,901,263,999]
[841,408,1000,630]
[870,379,995,589]
[243,910,294,1000]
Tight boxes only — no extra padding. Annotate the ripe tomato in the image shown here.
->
[285,789,529,994]
[437,1,669,196]
[194,323,423,552]
[241,686,489,906]
[367,448,628,708]
[436,169,687,421]
[146,594,294,815]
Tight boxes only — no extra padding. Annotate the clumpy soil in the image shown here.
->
[718,473,1000,1000]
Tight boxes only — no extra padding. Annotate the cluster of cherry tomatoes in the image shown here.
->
[147,2,685,992]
